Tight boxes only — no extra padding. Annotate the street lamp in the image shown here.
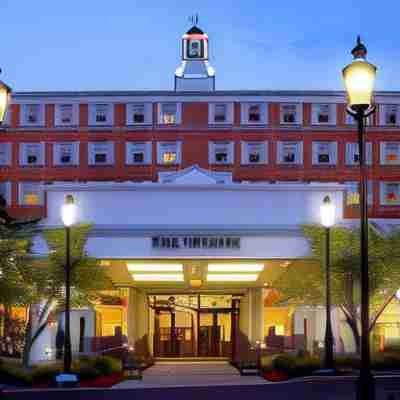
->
[61,194,77,373]
[342,36,377,400]
[0,76,11,124]
[320,195,335,370]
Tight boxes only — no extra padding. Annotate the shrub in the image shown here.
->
[93,356,121,376]
[32,365,61,384]
[76,366,101,381]
[0,363,32,386]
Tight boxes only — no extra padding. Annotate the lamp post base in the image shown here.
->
[357,371,375,400]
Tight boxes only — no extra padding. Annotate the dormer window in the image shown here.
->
[89,103,113,126]
[280,104,301,125]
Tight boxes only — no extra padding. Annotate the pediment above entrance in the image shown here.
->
[158,165,232,184]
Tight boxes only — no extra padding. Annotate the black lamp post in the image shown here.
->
[320,195,335,370]
[342,36,377,400]
[61,194,77,373]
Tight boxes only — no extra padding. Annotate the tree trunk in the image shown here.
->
[22,306,32,369]
[4,304,11,338]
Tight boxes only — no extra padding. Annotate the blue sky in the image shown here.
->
[0,0,398,91]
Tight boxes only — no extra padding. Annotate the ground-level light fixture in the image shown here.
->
[132,274,184,282]
[127,263,183,272]
[207,274,259,282]
[207,263,264,272]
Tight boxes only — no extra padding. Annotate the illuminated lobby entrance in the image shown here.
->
[150,294,240,358]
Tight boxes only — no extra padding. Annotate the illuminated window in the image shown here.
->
[312,141,337,165]
[241,141,267,165]
[126,142,151,165]
[0,143,11,166]
[380,142,400,165]
[20,143,45,166]
[277,141,303,165]
[381,182,400,205]
[346,181,373,206]
[280,104,301,124]
[157,142,181,165]
[53,142,79,166]
[346,142,372,165]
[19,182,44,206]
[160,103,178,124]
[209,141,234,164]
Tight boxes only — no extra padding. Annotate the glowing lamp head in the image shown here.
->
[320,195,335,228]
[61,194,77,227]
[0,80,11,124]
[342,36,377,109]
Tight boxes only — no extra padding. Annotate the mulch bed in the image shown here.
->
[262,370,289,382]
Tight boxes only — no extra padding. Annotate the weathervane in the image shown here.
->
[189,13,199,26]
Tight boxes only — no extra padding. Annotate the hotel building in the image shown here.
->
[1,25,400,362]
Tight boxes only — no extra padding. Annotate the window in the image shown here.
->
[21,104,44,126]
[380,104,399,126]
[346,112,373,126]
[126,103,152,125]
[88,142,114,165]
[0,182,11,206]
[89,104,113,126]
[277,141,303,165]
[18,182,44,206]
[55,104,77,126]
[209,141,234,165]
[380,182,400,205]
[126,142,152,165]
[209,103,233,125]
[241,103,267,125]
[312,142,337,165]
[159,103,181,125]
[380,142,400,165]
[241,141,267,165]
[157,142,181,165]
[19,143,45,166]
[312,104,335,125]
[346,181,373,206]
[53,142,79,166]
[345,142,373,165]
[0,143,11,166]
[280,104,301,124]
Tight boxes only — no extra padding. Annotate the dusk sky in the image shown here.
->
[1,0,398,92]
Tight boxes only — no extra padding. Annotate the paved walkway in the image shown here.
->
[113,361,267,388]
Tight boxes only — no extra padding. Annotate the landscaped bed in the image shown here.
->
[261,351,400,382]
[0,355,125,388]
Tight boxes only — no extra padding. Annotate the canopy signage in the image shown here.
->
[151,236,240,250]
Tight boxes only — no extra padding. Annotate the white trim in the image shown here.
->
[277,141,303,165]
[19,142,45,166]
[157,102,182,125]
[156,141,182,165]
[280,103,303,125]
[54,103,79,127]
[125,141,152,165]
[240,102,267,125]
[0,181,11,205]
[311,103,336,125]
[380,182,400,206]
[379,104,400,127]
[20,103,45,127]
[208,102,234,125]
[53,142,80,166]
[241,141,268,165]
[126,103,153,126]
[88,103,114,126]
[312,141,337,166]
[209,141,234,165]
[380,142,400,165]
[88,141,115,166]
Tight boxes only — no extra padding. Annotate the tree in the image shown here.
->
[18,224,113,367]
[273,224,400,354]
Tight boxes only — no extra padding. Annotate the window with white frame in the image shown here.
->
[159,103,181,125]
[380,104,400,126]
[0,143,11,166]
[19,143,45,166]
[241,141,267,165]
[345,142,372,165]
[0,182,11,206]
[21,104,44,126]
[280,104,301,124]
[380,142,400,165]
[209,103,233,125]
[277,141,303,165]
[209,141,234,164]
[312,104,336,125]
[380,182,400,205]
[126,103,152,125]
[157,142,181,165]
[126,142,152,165]
[89,103,113,126]
[241,103,267,125]
[53,142,79,166]
[346,181,373,206]
[345,112,373,126]
[88,141,114,165]
[312,141,337,165]
[55,104,77,126]
[18,182,44,206]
